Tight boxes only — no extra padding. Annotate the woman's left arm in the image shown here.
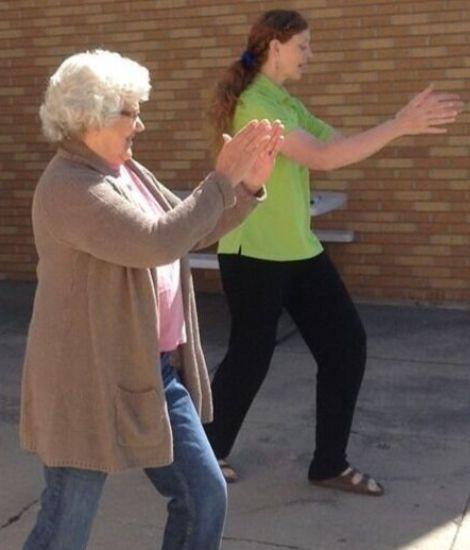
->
[282,86,463,171]
[326,128,345,143]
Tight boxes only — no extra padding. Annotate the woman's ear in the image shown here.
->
[268,38,281,57]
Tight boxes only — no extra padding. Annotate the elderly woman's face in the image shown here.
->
[84,102,145,167]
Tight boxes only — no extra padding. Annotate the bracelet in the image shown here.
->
[241,182,264,198]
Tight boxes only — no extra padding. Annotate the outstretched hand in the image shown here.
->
[395,84,464,135]
[215,120,284,192]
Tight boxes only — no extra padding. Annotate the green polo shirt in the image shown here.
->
[218,73,333,261]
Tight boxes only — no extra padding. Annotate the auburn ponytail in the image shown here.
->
[210,10,308,149]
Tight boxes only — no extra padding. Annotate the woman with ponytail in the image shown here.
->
[205,10,462,496]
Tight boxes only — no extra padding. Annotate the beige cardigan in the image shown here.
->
[20,140,263,473]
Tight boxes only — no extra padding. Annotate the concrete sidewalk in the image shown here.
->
[1,281,469,550]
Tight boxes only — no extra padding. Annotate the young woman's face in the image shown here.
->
[276,29,313,82]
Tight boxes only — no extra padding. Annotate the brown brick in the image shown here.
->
[0,0,468,304]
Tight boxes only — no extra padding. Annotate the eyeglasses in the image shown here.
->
[119,109,141,122]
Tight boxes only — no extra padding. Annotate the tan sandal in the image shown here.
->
[310,466,384,497]
[217,459,238,483]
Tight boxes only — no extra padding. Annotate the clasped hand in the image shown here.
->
[215,119,284,194]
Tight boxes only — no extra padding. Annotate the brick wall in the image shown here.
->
[0,0,469,305]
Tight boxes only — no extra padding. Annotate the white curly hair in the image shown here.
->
[40,49,151,142]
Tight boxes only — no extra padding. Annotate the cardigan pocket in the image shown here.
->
[115,386,164,447]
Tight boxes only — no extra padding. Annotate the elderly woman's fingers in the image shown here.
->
[231,120,265,147]
[259,122,284,158]
[240,120,274,152]
[237,122,276,159]
[270,132,285,158]
[220,122,264,147]
[270,121,285,150]
[239,124,285,193]
[215,118,286,186]
[221,120,258,149]
[215,120,278,185]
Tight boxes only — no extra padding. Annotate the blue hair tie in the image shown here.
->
[240,50,256,69]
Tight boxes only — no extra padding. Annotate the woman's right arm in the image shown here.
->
[39,169,233,269]
[39,121,280,269]
[281,86,463,171]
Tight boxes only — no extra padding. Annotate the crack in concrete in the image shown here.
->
[0,499,38,530]
[238,495,334,516]
[223,535,309,549]
[450,492,470,550]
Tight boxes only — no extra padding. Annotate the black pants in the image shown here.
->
[204,252,367,480]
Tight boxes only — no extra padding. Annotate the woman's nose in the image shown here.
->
[136,117,145,132]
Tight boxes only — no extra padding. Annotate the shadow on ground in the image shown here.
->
[1,282,469,549]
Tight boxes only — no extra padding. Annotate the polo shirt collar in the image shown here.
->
[252,73,291,103]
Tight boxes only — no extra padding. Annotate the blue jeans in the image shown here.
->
[24,353,227,550]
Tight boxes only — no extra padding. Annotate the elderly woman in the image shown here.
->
[20,49,282,550]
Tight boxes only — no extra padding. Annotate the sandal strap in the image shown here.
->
[217,459,238,483]
[339,466,383,495]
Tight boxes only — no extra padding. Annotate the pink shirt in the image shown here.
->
[119,165,187,352]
